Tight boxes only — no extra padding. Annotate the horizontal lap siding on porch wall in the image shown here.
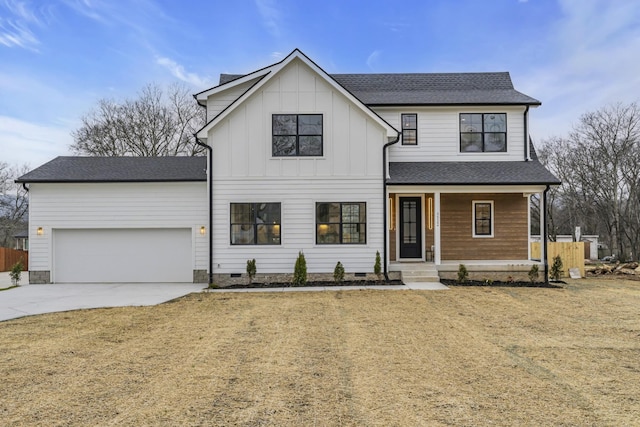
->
[440,193,528,261]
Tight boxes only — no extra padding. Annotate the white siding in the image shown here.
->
[28,182,208,272]
[378,106,527,162]
[212,178,383,274]
[204,58,388,274]
[206,79,260,122]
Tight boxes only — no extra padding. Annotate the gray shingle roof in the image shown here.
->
[388,161,560,185]
[218,72,540,106]
[16,156,207,183]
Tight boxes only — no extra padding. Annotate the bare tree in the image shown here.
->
[539,102,640,260]
[0,163,29,248]
[71,83,206,157]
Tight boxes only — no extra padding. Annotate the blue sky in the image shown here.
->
[1,0,639,168]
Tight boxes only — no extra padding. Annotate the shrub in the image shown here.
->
[293,251,307,287]
[528,264,540,284]
[550,255,563,281]
[10,259,24,286]
[374,251,382,279]
[457,264,468,284]
[333,261,345,283]
[246,259,256,284]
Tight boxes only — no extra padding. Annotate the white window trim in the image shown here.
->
[472,200,494,238]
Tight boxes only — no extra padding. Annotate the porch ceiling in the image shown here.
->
[388,161,560,186]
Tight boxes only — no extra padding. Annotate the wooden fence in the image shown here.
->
[531,242,585,278]
[0,248,28,272]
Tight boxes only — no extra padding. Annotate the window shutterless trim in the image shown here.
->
[230,202,281,245]
[272,114,323,156]
[472,200,494,238]
[401,113,417,145]
[459,113,507,153]
[316,202,367,245]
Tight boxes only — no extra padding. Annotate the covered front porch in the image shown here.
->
[386,186,547,282]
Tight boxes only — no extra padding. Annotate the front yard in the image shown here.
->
[1,279,639,426]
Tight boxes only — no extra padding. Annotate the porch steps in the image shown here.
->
[392,263,440,283]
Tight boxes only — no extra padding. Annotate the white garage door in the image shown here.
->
[53,228,192,283]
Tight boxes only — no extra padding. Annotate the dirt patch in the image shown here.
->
[441,278,563,288]
[1,278,639,425]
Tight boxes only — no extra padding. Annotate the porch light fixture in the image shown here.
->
[427,197,434,230]
[37,227,43,236]
[389,197,395,231]
[200,226,206,235]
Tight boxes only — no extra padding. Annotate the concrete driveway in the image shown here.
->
[0,272,205,322]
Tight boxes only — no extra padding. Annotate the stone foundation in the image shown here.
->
[193,270,209,283]
[29,271,51,284]
[211,271,401,287]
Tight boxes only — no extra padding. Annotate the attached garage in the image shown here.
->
[53,228,193,283]
[16,157,209,284]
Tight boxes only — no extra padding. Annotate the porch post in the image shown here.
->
[434,191,441,265]
[527,194,532,261]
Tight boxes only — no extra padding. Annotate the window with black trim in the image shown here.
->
[316,202,366,244]
[272,114,323,156]
[460,113,506,152]
[473,201,493,237]
[401,113,417,145]
[230,203,281,245]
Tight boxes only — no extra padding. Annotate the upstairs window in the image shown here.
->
[460,113,506,152]
[401,113,417,145]
[230,203,281,245]
[316,202,366,244]
[273,114,323,156]
[473,201,493,237]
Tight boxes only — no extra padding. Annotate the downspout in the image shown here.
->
[382,133,401,281]
[543,185,550,283]
[195,135,214,285]
[523,105,530,161]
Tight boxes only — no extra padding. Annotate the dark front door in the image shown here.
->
[399,197,422,259]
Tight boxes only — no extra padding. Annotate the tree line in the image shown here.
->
[538,102,640,261]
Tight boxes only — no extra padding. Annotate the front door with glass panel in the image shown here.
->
[399,197,422,259]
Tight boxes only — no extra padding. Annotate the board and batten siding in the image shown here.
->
[440,193,528,260]
[27,182,208,272]
[212,178,383,274]
[377,106,527,162]
[205,59,388,274]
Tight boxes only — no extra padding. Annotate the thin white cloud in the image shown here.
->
[255,0,281,37]
[270,51,283,61]
[366,50,382,71]
[156,56,212,88]
[0,0,43,51]
[0,116,73,167]
[60,0,107,23]
[521,0,640,140]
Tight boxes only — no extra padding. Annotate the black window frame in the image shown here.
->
[272,114,323,157]
[316,202,367,245]
[401,113,418,145]
[473,201,493,237]
[460,113,507,153]
[230,202,281,245]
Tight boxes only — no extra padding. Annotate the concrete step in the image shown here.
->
[402,275,441,282]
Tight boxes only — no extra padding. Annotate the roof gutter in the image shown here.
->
[383,133,401,281]
[524,105,530,161]
[195,135,214,285]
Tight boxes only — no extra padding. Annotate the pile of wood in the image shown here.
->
[587,261,640,276]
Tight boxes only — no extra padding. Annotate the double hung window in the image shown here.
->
[272,114,323,156]
[460,113,506,152]
[316,202,366,244]
[230,203,281,245]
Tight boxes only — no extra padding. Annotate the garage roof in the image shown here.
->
[16,156,207,183]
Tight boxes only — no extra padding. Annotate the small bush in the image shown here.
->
[528,264,540,283]
[293,251,307,287]
[333,262,345,283]
[457,264,468,284]
[550,255,563,281]
[374,251,382,279]
[10,259,24,286]
[246,259,256,284]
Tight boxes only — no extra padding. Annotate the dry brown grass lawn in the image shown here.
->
[1,279,640,426]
